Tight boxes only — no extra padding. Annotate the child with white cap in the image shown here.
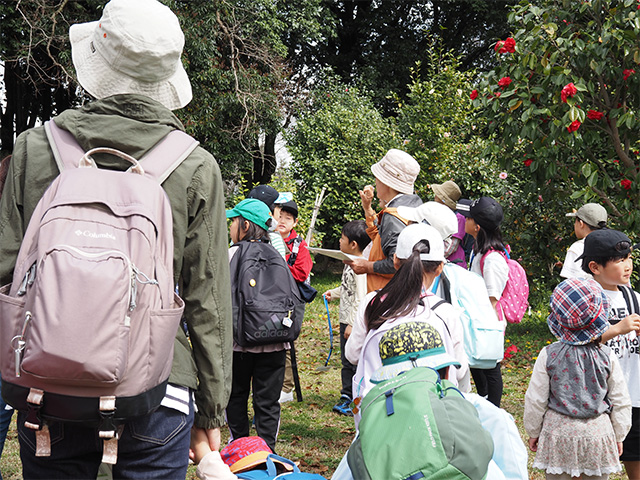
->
[345,223,468,426]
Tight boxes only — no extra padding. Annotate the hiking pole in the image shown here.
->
[290,342,303,402]
[316,295,334,372]
[324,295,334,366]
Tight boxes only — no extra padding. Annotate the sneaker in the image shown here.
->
[332,395,353,416]
[279,390,294,403]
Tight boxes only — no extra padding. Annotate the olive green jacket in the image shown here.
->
[0,94,233,429]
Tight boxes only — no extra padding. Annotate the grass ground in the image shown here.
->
[0,269,630,479]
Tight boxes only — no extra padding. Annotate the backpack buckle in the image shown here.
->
[24,388,44,430]
[98,396,117,439]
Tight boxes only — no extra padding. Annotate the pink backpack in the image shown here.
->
[0,121,197,463]
[480,248,529,324]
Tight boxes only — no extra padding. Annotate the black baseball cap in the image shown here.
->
[458,196,503,231]
[578,229,635,260]
[247,185,279,212]
[279,200,298,218]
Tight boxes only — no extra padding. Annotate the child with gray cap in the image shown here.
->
[560,203,608,279]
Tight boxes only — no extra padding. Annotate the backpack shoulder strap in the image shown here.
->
[381,207,411,226]
[287,235,303,267]
[137,130,199,184]
[44,120,86,172]
[428,298,452,338]
[439,272,452,304]
[619,285,639,315]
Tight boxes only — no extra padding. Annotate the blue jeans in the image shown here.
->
[17,402,193,480]
[0,376,15,480]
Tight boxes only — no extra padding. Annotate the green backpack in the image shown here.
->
[347,367,493,480]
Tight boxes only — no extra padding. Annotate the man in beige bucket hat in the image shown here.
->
[347,149,422,292]
[0,0,232,477]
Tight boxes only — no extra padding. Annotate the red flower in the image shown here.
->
[567,120,581,132]
[502,37,516,53]
[587,109,603,120]
[621,179,632,190]
[524,159,533,167]
[470,89,478,100]
[503,345,519,360]
[498,77,512,89]
[495,37,516,54]
[494,91,502,98]
[561,82,577,102]
[623,69,636,81]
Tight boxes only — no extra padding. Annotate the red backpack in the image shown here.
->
[480,247,529,324]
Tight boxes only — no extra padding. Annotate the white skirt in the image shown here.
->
[533,408,622,477]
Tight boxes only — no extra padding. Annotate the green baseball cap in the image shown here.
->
[226,198,272,231]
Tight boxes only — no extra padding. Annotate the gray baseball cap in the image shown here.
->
[566,203,607,228]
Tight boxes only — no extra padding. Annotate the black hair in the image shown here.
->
[342,220,369,252]
[473,226,505,255]
[365,239,442,332]
[581,253,629,275]
[236,214,271,243]
[577,216,607,231]
[279,206,298,220]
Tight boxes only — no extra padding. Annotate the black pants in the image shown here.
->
[339,323,357,399]
[227,350,286,451]
[470,363,503,407]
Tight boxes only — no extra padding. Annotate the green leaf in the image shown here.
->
[569,106,580,122]
[582,163,592,177]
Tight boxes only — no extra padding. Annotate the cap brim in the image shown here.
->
[229,451,294,474]
[396,205,420,223]
[565,212,578,217]
[70,22,192,110]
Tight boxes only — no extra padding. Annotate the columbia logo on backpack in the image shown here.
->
[0,121,197,464]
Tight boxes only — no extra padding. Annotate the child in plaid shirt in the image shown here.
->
[524,278,631,480]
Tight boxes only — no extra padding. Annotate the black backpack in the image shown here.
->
[231,241,304,347]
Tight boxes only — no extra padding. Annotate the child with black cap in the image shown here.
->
[276,200,313,403]
[457,196,507,407]
[525,278,631,480]
[579,228,640,479]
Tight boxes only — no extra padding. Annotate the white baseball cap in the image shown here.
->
[397,202,458,240]
[69,0,192,110]
[396,224,446,262]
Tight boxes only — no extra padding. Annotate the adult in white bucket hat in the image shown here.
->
[347,149,422,293]
[0,0,232,477]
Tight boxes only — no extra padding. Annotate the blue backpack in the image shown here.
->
[237,454,327,479]
[436,263,504,369]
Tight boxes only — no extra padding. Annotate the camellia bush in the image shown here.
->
[474,0,640,229]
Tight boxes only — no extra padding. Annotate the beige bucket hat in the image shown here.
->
[430,180,461,210]
[69,0,192,110]
[371,149,420,195]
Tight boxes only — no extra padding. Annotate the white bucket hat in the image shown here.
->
[69,0,192,110]
[397,202,458,241]
[370,149,420,195]
[395,223,445,262]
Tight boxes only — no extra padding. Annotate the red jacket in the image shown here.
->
[283,229,313,283]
